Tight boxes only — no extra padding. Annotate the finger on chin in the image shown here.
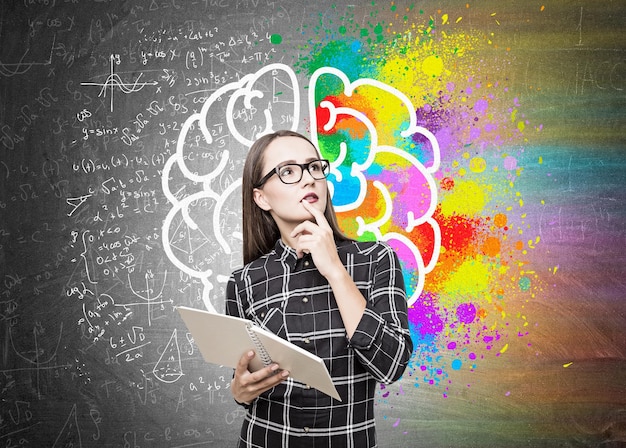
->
[301,199,318,214]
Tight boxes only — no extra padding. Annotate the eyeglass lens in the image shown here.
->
[277,160,329,184]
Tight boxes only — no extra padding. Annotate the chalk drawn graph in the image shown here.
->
[0,35,55,77]
[4,320,72,400]
[80,55,157,112]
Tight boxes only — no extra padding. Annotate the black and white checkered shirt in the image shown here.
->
[226,238,413,448]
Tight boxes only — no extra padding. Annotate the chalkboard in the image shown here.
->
[1,1,625,447]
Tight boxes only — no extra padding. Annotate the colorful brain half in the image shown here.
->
[309,67,441,306]
[297,5,541,395]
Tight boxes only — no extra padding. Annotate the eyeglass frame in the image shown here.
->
[254,159,330,188]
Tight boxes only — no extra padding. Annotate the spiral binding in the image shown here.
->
[245,323,273,366]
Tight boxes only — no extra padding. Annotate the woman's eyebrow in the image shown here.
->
[277,157,319,165]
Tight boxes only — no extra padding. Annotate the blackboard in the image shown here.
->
[1,1,625,447]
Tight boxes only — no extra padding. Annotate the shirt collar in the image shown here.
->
[274,238,298,262]
[274,238,312,269]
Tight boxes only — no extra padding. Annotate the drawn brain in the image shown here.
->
[162,64,439,310]
[309,68,441,305]
[161,64,300,312]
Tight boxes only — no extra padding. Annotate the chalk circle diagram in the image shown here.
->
[161,63,440,312]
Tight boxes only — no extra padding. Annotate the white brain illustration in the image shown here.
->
[162,64,440,310]
[161,64,300,312]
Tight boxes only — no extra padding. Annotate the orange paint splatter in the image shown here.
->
[494,213,507,228]
[482,236,501,257]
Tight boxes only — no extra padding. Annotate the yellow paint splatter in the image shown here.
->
[469,156,487,173]
[422,54,444,78]
[440,180,489,216]
[443,258,491,299]
[563,362,573,368]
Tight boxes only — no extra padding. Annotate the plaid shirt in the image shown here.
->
[226,239,413,448]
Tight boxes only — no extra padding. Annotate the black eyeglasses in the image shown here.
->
[254,159,330,188]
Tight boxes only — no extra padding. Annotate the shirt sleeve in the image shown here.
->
[224,272,254,409]
[225,272,244,319]
[348,243,414,384]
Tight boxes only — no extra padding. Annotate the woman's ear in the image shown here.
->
[253,188,272,211]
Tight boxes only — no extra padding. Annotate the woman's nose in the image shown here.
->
[300,166,317,183]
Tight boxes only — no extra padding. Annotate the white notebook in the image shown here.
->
[177,306,341,401]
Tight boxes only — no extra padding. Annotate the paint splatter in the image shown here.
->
[295,2,543,396]
[270,34,283,45]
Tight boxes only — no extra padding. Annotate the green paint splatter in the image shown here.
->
[270,34,283,44]
[519,276,531,291]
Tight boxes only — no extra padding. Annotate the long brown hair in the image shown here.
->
[242,130,351,264]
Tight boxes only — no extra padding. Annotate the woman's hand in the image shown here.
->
[230,350,289,404]
[291,200,366,338]
[290,200,343,280]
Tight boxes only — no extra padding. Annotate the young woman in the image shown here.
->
[226,130,413,447]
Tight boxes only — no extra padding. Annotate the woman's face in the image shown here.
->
[253,136,328,232]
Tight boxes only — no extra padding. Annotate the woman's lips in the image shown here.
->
[301,193,319,203]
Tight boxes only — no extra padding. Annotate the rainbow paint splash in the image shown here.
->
[295,3,543,396]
